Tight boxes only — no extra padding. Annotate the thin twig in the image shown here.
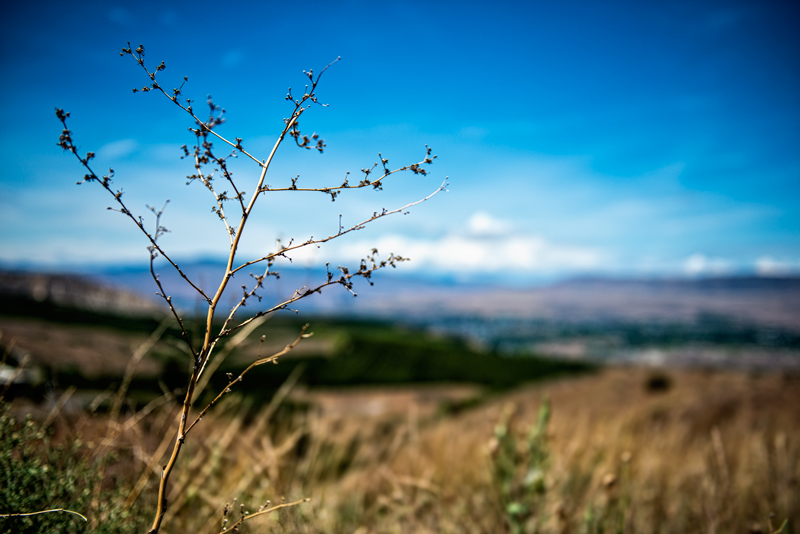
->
[259,146,436,196]
[148,256,195,358]
[221,498,310,533]
[0,508,88,522]
[231,178,448,276]
[185,325,312,436]
[54,113,211,303]
[195,315,270,397]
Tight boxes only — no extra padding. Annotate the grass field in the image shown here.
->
[3,365,797,533]
[1,298,798,533]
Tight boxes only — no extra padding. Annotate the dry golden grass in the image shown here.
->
[290,367,798,534]
[16,366,799,533]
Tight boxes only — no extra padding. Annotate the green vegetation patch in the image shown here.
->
[0,403,150,533]
[208,320,594,398]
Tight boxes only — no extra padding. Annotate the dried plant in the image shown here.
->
[55,43,445,533]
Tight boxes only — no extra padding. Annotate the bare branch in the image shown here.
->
[55,108,211,303]
[219,497,310,533]
[232,178,448,276]
[185,324,312,436]
[59,45,443,534]
[148,253,195,358]
[222,248,412,337]
[0,508,87,522]
[259,145,437,201]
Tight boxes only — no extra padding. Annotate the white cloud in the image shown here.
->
[332,232,602,276]
[97,139,139,160]
[271,211,603,277]
[467,212,512,236]
[683,253,731,276]
[755,256,799,276]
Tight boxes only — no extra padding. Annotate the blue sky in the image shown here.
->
[1,0,798,283]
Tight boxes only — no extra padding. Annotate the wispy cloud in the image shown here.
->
[467,212,512,237]
[755,256,800,276]
[97,139,140,160]
[287,212,605,277]
[683,253,732,276]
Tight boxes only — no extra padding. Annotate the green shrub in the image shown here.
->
[490,398,551,534]
[0,403,149,534]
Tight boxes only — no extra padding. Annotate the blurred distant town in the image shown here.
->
[2,263,799,380]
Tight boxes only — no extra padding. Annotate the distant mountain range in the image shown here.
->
[3,263,800,371]
[397,275,800,330]
[2,261,799,332]
[0,270,162,317]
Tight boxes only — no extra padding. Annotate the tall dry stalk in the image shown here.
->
[56,43,445,533]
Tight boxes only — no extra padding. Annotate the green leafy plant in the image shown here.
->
[0,402,150,533]
[490,397,551,534]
